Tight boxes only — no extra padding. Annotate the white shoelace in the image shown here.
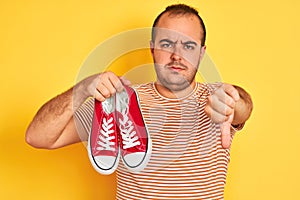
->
[96,96,116,151]
[117,91,141,150]
[96,117,115,151]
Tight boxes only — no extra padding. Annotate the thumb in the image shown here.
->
[220,113,234,149]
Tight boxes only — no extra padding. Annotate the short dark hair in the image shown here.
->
[151,4,206,46]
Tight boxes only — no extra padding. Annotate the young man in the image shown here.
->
[26,4,252,199]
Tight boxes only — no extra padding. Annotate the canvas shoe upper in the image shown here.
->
[88,96,120,175]
[115,86,151,172]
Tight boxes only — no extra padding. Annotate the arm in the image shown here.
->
[25,72,129,149]
[204,83,253,149]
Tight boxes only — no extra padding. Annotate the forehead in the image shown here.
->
[155,12,203,44]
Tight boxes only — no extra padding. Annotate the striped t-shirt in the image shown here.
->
[75,82,237,200]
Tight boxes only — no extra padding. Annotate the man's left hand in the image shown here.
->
[204,83,240,149]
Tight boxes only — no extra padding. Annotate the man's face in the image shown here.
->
[151,13,206,92]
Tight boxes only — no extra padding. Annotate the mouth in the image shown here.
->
[167,64,186,72]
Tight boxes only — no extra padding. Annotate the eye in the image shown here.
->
[184,44,195,50]
[160,42,173,49]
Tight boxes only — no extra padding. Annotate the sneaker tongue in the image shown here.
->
[102,96,115,114]
[116,90,129,114]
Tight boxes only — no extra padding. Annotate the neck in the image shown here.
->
[154,81,197,99]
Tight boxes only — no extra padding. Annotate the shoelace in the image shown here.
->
[118,97,141,149]
[96,117,116,151]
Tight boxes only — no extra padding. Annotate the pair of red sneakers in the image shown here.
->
[88,86,151,175]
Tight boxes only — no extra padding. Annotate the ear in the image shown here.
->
[199,45,206,61]
[150,40,154,56]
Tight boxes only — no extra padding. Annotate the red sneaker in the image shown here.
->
[115,86,151,172]
[88,96,120,175]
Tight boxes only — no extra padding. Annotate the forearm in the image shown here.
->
[25,79,90,149]
[232,85,253,125]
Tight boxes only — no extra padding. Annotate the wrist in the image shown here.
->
[73,79,93,110]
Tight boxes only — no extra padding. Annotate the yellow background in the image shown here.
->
[1,0,299,199]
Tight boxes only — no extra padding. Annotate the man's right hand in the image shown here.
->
[81,71,131,102]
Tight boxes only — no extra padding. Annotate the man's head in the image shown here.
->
[150,4,207,93]
[152,4,206,46]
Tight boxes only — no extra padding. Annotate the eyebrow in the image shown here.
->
[159,39,198,46]
[181,41,198,46]
[159,39,175,44]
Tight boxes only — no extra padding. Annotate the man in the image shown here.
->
[26,4,253,199]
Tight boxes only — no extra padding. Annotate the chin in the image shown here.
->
[164,81,192,92]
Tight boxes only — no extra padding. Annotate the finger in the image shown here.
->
[220,113,234,149]
[101,77,117,95]
[98,71,124,95]
[120,76,131,86]
[205,105,228,124]
[96,83,112,99]
[223,84,240,102]
[108,74,124,93]
[93,88,106,102]
[209,95,234,116]
[98,71,124,93]
[214,88,236,108]
[221,121,232,149]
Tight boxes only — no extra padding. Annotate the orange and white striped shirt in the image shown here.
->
[76,82,237,200]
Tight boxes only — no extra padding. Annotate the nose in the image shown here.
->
[170,46,182,61]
